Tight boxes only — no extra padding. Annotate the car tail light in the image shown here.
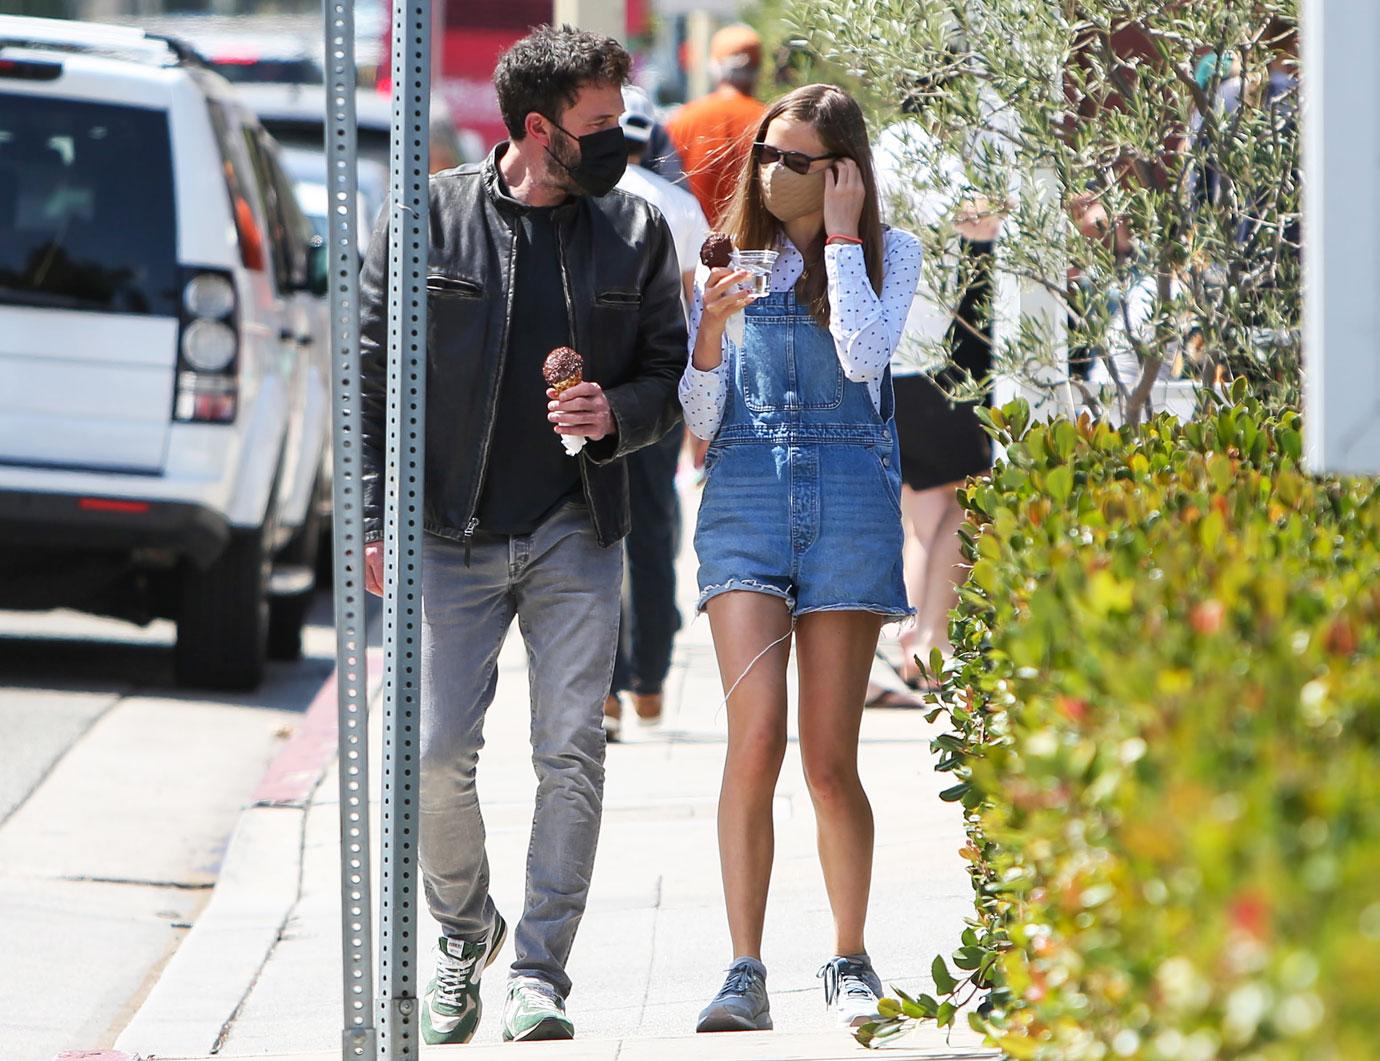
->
[175,268,239,423]
[79,497,151,514]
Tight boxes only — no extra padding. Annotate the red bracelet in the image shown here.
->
[826,234,863,246]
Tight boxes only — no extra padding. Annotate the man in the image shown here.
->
[666,24,766,225]
[603,87,709,739]
[358,25,687,1045]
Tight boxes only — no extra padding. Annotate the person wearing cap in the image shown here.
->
[604,87,709,740]
[625,87,688,187]
[667,24,766,225]
[619,87,709,306]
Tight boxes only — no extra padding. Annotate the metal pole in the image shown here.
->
[325,0,378,1056]
[378,0,429,1051]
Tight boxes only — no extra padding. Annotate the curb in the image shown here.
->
[108,653,381,1061]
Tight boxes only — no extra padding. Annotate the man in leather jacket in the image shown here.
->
[358,25,687,1046]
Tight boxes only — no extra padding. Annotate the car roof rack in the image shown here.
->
[0,15,210,70]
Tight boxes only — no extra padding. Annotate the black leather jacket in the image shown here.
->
[359,145,688,548]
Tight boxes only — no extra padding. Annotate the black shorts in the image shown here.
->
[894,374,992,491]
[893,238,995,492]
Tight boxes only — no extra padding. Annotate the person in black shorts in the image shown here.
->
[890,220,999,688]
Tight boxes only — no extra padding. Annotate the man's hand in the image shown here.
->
[547,381,615,441]
[365,541,384,597]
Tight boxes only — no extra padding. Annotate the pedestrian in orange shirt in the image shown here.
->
[667,25,766,226]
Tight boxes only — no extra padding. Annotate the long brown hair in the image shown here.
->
[720,84,885,328]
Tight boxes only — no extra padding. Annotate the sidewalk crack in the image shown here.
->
[633,873,663,1028]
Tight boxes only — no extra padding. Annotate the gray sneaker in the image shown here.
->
[696,957,772,1032]
[818,953,884,1027]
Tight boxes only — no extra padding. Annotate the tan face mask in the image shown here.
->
[760,162,827,223]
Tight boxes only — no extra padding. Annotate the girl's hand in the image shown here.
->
[699,267,754,329]
[823,158,865,239]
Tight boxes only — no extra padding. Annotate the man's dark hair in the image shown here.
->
[495,24,631,141]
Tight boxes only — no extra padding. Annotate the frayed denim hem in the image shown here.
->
[794,602,916,620]
[696,579,796,614]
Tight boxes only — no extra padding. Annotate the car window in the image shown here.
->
[241,125,297,294]
[0,93,177,315]
[206,98,267,273]
[258,132,316,285]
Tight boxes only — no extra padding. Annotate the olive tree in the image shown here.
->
[784,0,1301,425]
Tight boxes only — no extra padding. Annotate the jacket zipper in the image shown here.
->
[461,220,520,566]
[554,218,606,545]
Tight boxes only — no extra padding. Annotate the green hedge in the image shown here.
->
[864,392,1380,1059]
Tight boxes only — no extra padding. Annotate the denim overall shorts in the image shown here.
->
[694,289,912,619]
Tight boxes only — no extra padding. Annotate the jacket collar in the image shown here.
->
[483,143,581,223]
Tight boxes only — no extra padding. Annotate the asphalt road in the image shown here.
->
[0,589,365,1061]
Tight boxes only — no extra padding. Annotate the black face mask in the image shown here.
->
[543,117,628,197]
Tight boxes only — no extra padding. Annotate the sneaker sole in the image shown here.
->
[504,1016,575,1042]
[696,1011,773,1033]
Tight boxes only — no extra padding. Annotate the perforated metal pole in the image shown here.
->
[325,0,378,1056]
[378,0,430,1052]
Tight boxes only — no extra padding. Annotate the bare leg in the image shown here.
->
[795,610,884,956]
[898,482,966,678]
[705,591,793,960]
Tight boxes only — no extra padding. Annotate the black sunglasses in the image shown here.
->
[753,142,839,175]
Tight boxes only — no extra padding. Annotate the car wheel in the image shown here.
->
[175,526,269,690]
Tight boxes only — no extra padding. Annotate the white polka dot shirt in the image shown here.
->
[679,229,923,440]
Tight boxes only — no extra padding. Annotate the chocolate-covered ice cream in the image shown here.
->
[543,346,584,393]
[699,232,735,269]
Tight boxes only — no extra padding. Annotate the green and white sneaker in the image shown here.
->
[501,976,575,1042]
[420,914,508,1045]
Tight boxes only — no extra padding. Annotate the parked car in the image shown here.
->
[237,82,481,208]
[277,143,388,244]
[0,16,332,690]
[236,81,395,169]
[200,35,323,86]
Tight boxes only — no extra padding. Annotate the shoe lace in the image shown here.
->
[817,957,876,1007]
[434,945,478,1007]
[512,977,563,1013]
[716,963,759,1001]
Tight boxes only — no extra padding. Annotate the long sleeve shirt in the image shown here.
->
[679,228,923,440]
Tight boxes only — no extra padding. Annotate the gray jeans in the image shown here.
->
[419,501,622,998]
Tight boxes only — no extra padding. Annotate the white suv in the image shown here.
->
[0,17,332,689]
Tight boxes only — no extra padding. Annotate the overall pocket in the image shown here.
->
[739,307,844,413]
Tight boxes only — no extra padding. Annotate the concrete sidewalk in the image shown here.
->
[115,484,990,1060]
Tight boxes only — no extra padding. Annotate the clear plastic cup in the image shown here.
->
[732,250,779,299]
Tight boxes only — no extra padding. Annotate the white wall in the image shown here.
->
[1302,0,1380,475]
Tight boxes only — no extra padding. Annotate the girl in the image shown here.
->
[679,84,921,1032]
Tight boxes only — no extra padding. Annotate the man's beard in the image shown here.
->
[545,131,586,197]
